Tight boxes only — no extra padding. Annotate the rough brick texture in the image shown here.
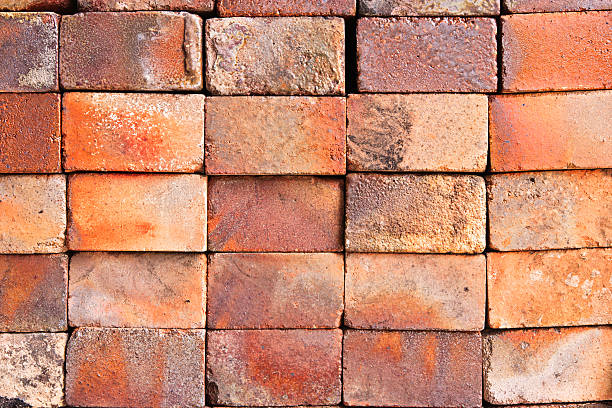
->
[360,0,500,15]
[0,0,70,11]
[505,0,612,12]
[219,0,356,15]
[78,0,214,12]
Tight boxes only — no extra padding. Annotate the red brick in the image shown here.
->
[483,326,612,404]
[208,176,343,252]
[207,330,342,405]
[63,92,204,172]
[78,0,214,12]
[502,12,612,92]
[68,174,206,251]
[208,253,343,328]
[0,254,66,331]
[66,328,205,407]
[490,91,612,171]
[488,170,612,251]
[60,12,202,91]
[0,93,60,173]
[0,12,58,92]
[497,404,612,408]
[345,253,485,330]
[69,252,206,328]
[343,330,482,407]
[0,0,70,11]
[218,0,356,16]
[357,17,497,92]
[505,0,612,12]
[347,94,488,172]
[360,0,500,15]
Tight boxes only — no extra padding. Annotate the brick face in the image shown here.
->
[78,0,214,11]
[505,0,612,12]
[360,0,500,15]
[0,0,70,11]
[218,0,356,16]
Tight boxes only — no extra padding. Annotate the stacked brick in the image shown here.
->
[0,0,610,407]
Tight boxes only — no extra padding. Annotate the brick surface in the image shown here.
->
[488,170,612,251]
[68,174,206,251]
[505,0,612,12]
[66,328,206,407]
[360,0,500,15]
[79,0,214,11]
[208,253,343,328]
[218,0,356,15]
[357,17,497,92]
[502,12,612,92]
[345,173,486,253]
[207,330,342,405]
[347,94,488,172]
[206,96,345,175]
[0,333,67,407]
[208,176,343,252]
[483,326,612,404]
[60,12,202,91]
[490,91,612,171]
[345,253,485,330]
[63,92,205,172]
[343,330,482,407]
[206,17,345,95]
[69,252,206,328]
[0,0,70,11]
[0,175,66,253]
[0,12,58,92]
[0,93,60,173]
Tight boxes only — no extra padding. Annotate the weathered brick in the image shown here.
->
[63,92,204,172]
[497,404,612,408]
[207,330,342,405]
[69,252,206,328]
[0,175,66,253]
[345,173,486,253]
[343,330,482,407]
[78,0,214,12]
[218,0,356,16]
[345,253,485,330]
[66,328,205,407]
[208,176,343,252]
[502,12,612,92]
[348,94,488,172]
[483,326,612,404]
[0,0,70,11]
[488,170,612,251]
[206,17,345,95]
[360,0,500,15]
[60,12,202,91]
[505,0,612,12]
[490,91,612,171]
[0,333,67,407]
[208,253,343,328]
[0,93,60,173]
[68,174,206,251]
[357,17,497,92]
[0,12,58,92]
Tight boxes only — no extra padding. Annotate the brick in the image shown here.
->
[502,12,612,92]
[505,0,612,12]
[487,249,611,328]
[207,330,342,405]
[343,330,482,407]
[208,253,343,328]
[0,175,66,253]
[0,93,60,173]
[78,0,214,12]
[218,0,356,16]
[63,92,204,172]
[68,174,206,251]
[69,252,206,328]
[206,17,345,95]
[66,328,206,407]
[345,173,486,253]
[60,12,202,91]
[345,253,485,330]
[0,0,70,11]
[483,326,612,404]
[360,0,500,15]
[357,17,497,92]
[490,91,612,171]
[488,170,612,251]
[348,94,488,172]
[208,176,343,252]
[0,333,67,407]
[206,97,345,175]
[497,405,612,408]
[0,13,58,92]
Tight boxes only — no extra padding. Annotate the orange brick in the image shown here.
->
[205,96,346,175]
[490,91,612,171]
[502,12,612,92]
[208,253,343,328]
[69,252,206,328]
[68,174,206,251]
[505,0,612,12]
[345,253,485,330]
[484,326,612,404]
[63,93,204,172]
[218,0,356,15]
[488,170,612,251]
[360,0,500,15]
[78,0,214,11]
[0,0,70,11]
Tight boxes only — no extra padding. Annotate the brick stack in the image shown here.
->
[0,0,610,407]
